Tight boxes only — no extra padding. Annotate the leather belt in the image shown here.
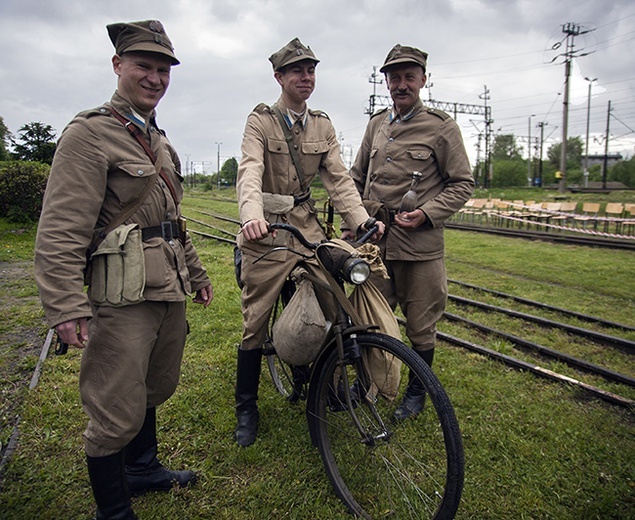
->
[142,221,180,241]
[293,190,311,206]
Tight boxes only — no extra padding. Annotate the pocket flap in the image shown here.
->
[301,141,329,155]
[92,223,140,257]
[267,138,289,154]
[407,149,432,161]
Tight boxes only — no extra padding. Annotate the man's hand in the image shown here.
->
[394,208,427,229]
[341,219,386,242]
[360,219,386,241]
[56,318,89,349]
[193,284,214,308]
[241,219,274,241]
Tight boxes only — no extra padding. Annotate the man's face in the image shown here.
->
[386,64,426,115]
[275,60,317,106]
[112,51,172,113]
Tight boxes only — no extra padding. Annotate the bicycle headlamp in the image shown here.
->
[341,257,371,285]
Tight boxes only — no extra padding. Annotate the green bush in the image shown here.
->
[491,160,528,188]
[0,161,49,223]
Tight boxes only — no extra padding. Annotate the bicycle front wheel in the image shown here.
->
[311,333,464,519]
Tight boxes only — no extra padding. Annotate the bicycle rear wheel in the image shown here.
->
[264,279,304,400]
[265,345,296,398]
[311,333,464,519]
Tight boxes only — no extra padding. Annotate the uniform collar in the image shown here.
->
[389,98,424,123]
[274,98,309,129]
[111,91,156,131]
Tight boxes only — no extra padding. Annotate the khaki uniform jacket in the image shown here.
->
[237,97,370,252]
[350,99,474,261]
[34,92,210,328]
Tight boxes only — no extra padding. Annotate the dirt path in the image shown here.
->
[0,261,48,475]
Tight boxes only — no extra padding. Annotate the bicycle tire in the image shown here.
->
[265,347,299,399]
[311,333,464,519]
[265,279,298,398]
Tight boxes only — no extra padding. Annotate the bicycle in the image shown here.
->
[257,221,465,520]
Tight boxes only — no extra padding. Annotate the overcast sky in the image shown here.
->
[2,0,634,175]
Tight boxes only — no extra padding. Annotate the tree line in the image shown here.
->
[1,115,633,216]
[478,133,634,188]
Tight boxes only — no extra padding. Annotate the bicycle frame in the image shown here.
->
[260,221,465,519]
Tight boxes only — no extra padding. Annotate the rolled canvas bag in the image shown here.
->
[349,243,402,401]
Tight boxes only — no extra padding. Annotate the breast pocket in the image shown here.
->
[109,162,156,205]
[406,148,434,173]
[301,140,329,176]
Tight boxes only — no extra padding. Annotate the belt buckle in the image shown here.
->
[160,221,174,240]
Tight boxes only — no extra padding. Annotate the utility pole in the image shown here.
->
[602,101,612,190]
[215,141,222,189]
[583,77,597,188]
[480,86,492,188]
[365,67,383,116]
[426,72,434,101]
[527,114,535,186]
[554,22,593,193]
[537,122,547,187]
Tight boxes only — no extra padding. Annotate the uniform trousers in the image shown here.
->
[80,300,187,457]
[371,257,447,351]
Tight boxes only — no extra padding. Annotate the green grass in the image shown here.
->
[1,190,634,519]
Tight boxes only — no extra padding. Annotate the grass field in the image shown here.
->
[0,189,634,519]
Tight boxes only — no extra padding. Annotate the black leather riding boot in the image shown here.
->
[86,451,137,520]
[234,348,262,447]
[124,407,197,496]
[393,348,434,421]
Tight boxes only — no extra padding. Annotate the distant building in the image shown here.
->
[583,153,623,168]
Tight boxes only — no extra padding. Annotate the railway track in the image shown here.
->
[185,207,635,409]
[445,222,635,251]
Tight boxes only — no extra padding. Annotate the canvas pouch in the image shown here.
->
[88,223,145,307]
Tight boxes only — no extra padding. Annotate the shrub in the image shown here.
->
[0,161,49,223]
[491,160,528,188]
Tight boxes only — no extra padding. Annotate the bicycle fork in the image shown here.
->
[335,331,392,446]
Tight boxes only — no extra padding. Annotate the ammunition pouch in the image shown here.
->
[87,223,146,307]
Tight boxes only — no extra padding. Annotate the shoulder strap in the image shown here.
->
[108,106,180,205]
[87,171,155,258]
[271,105,307,192]
[87,106,163,258]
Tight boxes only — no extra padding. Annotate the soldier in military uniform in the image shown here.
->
[347,44,474,421]
[235,38,385,448]
[34,20,213,519]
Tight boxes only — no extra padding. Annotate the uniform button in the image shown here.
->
[388,137,394,142]
[295,129,300,135]
[294,145,298,150]
[137,169,144,175]
[277,146,282,151]
[386,157,392,162]
[293,176,297,181]
[314,147,318,152]
[169,240,175,246]
[100,108,106,113]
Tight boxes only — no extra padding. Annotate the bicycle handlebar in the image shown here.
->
[269,217,378,249]
[269,223,321,250]
[355,217,379,244]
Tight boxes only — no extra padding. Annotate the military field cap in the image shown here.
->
[107,20,180,65]
[269,37,319,71]
[379,44,427,73]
